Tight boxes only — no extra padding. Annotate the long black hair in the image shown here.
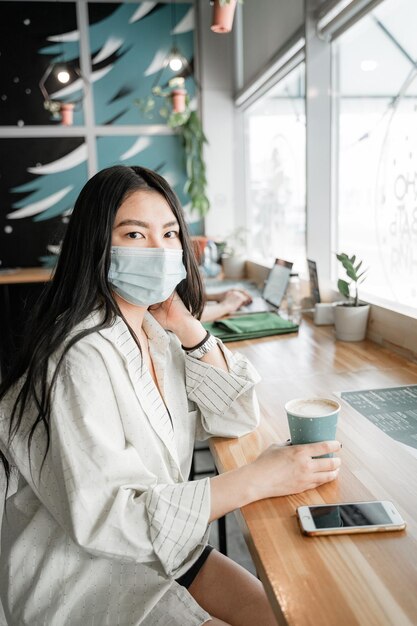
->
[0,165,204,487]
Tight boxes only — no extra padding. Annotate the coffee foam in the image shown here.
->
[287,398,339,418]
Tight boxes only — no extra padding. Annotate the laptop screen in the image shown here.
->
[307,259,321,304]
[262,259,293,307]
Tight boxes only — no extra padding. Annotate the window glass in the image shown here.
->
[0,1,82,126]
[334,0,417,311]
[244,63,306,274]
[0,137,87,267]
[88,3,195,126]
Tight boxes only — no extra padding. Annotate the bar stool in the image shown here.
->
[190,444,227,555]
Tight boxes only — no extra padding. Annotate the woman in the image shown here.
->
[0,166,341,626]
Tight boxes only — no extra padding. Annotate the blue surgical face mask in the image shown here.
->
[108,246,187,307]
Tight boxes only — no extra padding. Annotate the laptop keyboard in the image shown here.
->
[204,279,261,298]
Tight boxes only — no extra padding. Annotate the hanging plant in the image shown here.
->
[211,0,243,34]
[135,79,210,217]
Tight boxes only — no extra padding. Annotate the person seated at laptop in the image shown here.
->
[202,288,253,321]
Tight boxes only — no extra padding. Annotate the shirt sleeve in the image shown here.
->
[10,341,211,578]
[185,339,261,440]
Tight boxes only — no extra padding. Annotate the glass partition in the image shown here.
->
[334,0,417,311]
[243,63,306,274]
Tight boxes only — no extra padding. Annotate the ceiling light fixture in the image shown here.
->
[56,68,71,84]
[168,47,184,72]
[150,2,199,99]
[39,62,87,126]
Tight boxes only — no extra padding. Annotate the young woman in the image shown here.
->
[0,165,341,626]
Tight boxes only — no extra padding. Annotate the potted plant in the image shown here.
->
[135,83,209,217]
[334,252,370,341]
[170,77,187,113]
[221,227,248,279]
[43,100,75,126]
[211,0,241,34]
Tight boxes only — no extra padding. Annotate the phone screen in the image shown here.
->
[309,502,392,529]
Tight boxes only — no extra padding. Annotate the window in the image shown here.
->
[243,63,306,274]
[0,1,197,269]
[334,0,417,312]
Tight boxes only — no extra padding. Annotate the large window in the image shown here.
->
[244,63,306,274]
[334,0,417,312]
[0,1,197,269]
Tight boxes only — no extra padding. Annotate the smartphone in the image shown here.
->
[297,500,406,536]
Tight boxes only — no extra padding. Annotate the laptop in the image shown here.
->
[205,258,293,315]
[307,259,321,304]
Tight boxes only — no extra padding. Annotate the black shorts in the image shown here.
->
[175,545,214,589]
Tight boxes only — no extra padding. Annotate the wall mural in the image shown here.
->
[0,1,200,269]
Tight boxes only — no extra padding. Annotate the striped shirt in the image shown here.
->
[0,311,260,625]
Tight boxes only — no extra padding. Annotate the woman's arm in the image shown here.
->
[202,289,253,322]
[151,293,229,370]
[209,441,342,521]
[11,343,212,579]
[151,291,260,438]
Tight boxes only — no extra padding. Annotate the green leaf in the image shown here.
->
[338,279,350,298]
[346,266,358,281]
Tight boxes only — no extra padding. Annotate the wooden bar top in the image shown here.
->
[0,267,53,285]
[210,318,417,626]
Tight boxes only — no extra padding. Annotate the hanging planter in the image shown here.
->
[39,62,88,126]
[43,99,76,126]
[59,102,75,126]
[211,0,238,34]
[134,10,209,217]
[135,86,210,217]
[169,77,187,114]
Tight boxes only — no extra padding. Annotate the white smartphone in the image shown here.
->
[297,500,406,536]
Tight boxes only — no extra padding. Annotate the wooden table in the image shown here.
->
[0,267,52,284]
[210,318,417,626]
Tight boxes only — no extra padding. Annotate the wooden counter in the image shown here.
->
[0,267,53,284]
[210,318,417,626]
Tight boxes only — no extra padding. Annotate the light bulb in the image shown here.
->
[57,70,70,84]
[169,57,183,72]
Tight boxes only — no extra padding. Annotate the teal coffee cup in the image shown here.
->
[285,397,340,456]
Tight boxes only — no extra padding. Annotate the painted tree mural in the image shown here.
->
[0,1,199,268]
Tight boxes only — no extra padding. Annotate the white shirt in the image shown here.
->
[0,311,260,625]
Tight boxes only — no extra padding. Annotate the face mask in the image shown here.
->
[108,247,187,307]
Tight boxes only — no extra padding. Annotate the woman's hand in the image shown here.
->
[216,289,252,305]
[221,290,252,314]
[201,289,253,322]
[150,291,229,371]
[249,440,342,500]
[209,440,342,522]
[149,291,194,334]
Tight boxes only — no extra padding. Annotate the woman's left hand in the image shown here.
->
[149,292,195,335]
[151,292,228,370]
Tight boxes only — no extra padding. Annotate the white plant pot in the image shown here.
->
[221,255,246,279]
[334,304,370,341]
